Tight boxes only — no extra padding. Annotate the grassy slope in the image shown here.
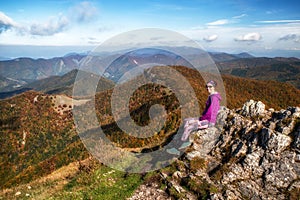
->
[0,158,144,200]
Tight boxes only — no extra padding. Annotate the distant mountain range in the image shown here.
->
[0,47,299,99]
[209,52,254,62]
[216,56,300,88]
[0,69,115,99]
[0,54,85,92]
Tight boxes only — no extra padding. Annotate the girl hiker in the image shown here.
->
[181,80,221,141]
[166,80,221,155]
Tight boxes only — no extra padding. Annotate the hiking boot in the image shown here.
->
[178,141,191,150]
[166,148,180,156]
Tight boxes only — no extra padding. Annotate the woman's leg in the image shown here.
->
[181,118,199,141]
[197,120,209,129]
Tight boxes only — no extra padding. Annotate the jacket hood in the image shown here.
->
[211,92,222,101]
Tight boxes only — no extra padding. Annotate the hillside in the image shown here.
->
[0,91,90,189]
[0,74,25,90]
[0,54,84,92]
[172,66,300,110]
[1,99,299,199]
[209,52,254,62]
[0,157,143,200]
[86,66,300,151]
[0,65,299,199]
[217,56,300,89]
[0,69,115,99]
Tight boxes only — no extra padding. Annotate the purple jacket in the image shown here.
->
[200,93,221,124]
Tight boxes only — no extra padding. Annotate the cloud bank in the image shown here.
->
[30,15,69,36]
[0,1,99,37]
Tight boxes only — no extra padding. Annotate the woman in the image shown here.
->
[181,80,221,141]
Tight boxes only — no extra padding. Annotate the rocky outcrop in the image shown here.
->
[154,100,300,199]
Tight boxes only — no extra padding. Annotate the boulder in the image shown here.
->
[240,99,265,117]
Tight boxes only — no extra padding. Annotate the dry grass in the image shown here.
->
[0,159,81,199]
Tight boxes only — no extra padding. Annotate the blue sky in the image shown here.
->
[0,0,300,58]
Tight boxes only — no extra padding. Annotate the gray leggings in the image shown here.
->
[181,118,209,141]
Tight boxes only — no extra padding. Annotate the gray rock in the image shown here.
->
[241,99,266,117]
[186,127,220,160]
[133,101,300,200]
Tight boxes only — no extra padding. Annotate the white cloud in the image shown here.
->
[235,32,262,42]
[279,34,300,43]
[70,1,99,23]
[30,14,69,36]
[232,14,247,19]
[206,19,230,26]
[205,14,247,27]
[27,1,99,37]
[0,2,111,46]
[27,1,99,36]
[203,34,218,42]
[256,19,300,24]
[0,11,18,33]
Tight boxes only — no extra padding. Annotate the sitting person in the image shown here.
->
[181,80,221,141]
[166,80,221,155]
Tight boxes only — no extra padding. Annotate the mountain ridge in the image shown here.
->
[217,56,300,88]
[1,49,300,95]
[0,54,85,91]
